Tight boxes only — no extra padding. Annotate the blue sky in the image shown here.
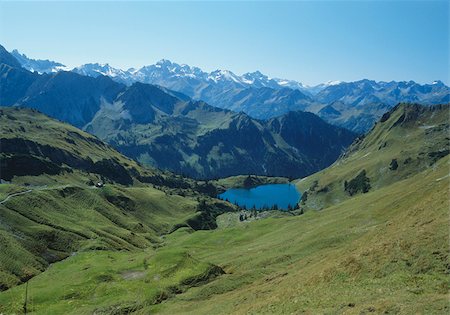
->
[0,1,448,85]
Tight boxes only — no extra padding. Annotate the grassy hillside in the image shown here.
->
[296,103,449,210]
[0,249,224,314]
[0,107,234,290]
[0,103,448,314]
[152,156,449,314]
[1,155,447,314]
[211,174,288,192]
[0,106,154,185]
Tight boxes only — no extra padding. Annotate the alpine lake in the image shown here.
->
[218,183,301,210]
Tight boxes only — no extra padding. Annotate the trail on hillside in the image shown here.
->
[0,185,72,205]
[0,189,33,204]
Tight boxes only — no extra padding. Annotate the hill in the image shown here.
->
[296,103,449,210]
[0,107,233,290]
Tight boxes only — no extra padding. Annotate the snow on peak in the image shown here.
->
[325,80,343,86]
[208,69,242,83]
[156,59,172,66]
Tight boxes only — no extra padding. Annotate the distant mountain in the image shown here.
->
[72,63,134,83]
[0,45,22,68]
[0,46,40,107]
[10,49,67,73]
[316,79,449,107]
[0,46,356,179]
[68,60,450,133]
[203,86,318,119]
[72,59,318,94]
[9,47,449,133]
[1,67,124,127]
[314,79,450,133]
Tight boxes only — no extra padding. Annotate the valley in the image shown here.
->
[0,7,448,313]
[0,102,448,314]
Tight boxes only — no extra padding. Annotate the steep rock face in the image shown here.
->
[0,139,132,184]
[117,82,183,124]
[268,111,356,166]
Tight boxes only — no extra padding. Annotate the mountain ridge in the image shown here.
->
[9,46,449,133]
[0,46,356,179]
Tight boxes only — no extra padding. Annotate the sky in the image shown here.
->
[0,1,448,85]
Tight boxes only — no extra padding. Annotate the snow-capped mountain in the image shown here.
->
[9,48,325,94]
[10,49,68,73]
[9,48,450,133]
[72,63,133,84]
[315,79,449,106]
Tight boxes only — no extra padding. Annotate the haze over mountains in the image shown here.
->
[0,44,355,179]
[11,48,450,133]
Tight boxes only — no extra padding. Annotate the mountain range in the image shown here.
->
[12,48,450,133]
[0,44,355,179]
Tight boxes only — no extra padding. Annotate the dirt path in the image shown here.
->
[0,189,33,204]
[0,185,71,205]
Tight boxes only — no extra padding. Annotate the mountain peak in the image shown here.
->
[208,69,242,83]
[0,45,22,68]
[9,48,65,73]
[156,59,173,66]
[325,80,343,86]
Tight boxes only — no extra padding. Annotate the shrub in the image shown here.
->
[300,191,308,204]
[389,159,398,170]
[345,170,371,196]
[310,180,319,191]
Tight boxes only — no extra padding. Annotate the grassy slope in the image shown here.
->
[211,175,289,191]
[0,249,223,314]
[0,107,144,173]
[152,156,449,314]
[2,156,447,314]
[0,107,233,290]
[0,183,199,289]
[296,103,449,210]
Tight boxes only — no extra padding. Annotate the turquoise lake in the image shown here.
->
[218,183,301,210]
